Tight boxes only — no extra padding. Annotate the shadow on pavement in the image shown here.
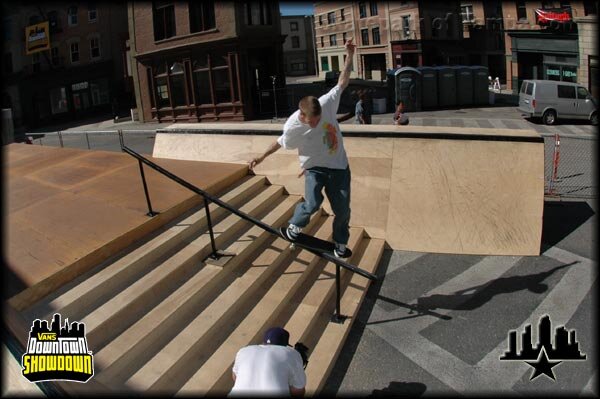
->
[414,262,576,312]
[540,200,596,253]
[368,381,427,397]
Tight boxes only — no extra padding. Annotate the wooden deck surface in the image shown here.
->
[4,143,248,309]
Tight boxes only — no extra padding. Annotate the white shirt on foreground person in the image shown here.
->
[229,344,306,397]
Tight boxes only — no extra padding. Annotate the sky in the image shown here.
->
[279,2,314,16]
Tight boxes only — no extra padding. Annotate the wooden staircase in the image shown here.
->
[17,175,385,396]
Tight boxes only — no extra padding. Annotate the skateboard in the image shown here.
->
[278,227,352,258]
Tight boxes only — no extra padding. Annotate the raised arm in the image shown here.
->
[337,39,356,91]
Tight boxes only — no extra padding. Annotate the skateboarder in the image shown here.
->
[248,39,356,258]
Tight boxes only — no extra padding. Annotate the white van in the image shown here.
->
[518,80,598,125]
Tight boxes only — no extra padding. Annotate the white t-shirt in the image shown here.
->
[277,85,349,170]
[229,344,306,397]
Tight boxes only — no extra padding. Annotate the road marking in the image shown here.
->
[365,248,595,393]
[385,251,427,275]
[463,119,479,128]
[477,247,595,387]
[560,125,584,135]
[580,369,597,396]
[367,255,521,331]
[488,119,507,129]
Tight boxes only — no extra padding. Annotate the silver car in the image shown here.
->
[518,80,598,125]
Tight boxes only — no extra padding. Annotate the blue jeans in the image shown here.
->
[288,166,351,245]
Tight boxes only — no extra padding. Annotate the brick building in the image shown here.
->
[459,1,506,82]
[128,2,285,123]
[281,15,317,76]
[2,2,130,129]
[314,1,463,81]
[501,0,597,92]
[314,2,359,80]
[388,1,463,69]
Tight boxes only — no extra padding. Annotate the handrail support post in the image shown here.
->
[331,264,347,324]
[202,197,236,266]
[138,159,159,217]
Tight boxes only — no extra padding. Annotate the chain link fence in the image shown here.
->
[542,133,597,199]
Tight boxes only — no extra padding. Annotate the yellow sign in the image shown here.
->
[25,21,50,55]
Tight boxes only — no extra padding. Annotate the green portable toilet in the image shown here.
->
[435,66,457,108]
[453,66,473,106]
[468,66,489,105]
[395,67,422,112]
[418,66,438,109]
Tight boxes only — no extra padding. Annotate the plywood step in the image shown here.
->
[81,184,285,350]
[176,224,366,396]
[93,194,303,384]
[122,212,328,393]
[304,237,385,395]
[10,171,386,397]
[22,175,268,322]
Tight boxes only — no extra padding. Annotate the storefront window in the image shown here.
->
[50,87,68,114]
[155,76,170,108]
[193,70,211,105]
[90,79,109,105]
[546,65,561,80]
[213,68,230,104]
[170,62,187,107]
[561,66,577,82]
[545,64,577,82]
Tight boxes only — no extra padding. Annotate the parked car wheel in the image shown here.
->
[543,110,557,125]
[591,112,598,126]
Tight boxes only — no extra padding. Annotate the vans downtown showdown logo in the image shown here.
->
[22,314,94,383]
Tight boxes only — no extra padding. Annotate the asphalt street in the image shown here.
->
[12,104,598,397]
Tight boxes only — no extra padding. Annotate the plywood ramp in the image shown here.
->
[153,124,544,256]
[6,165,384,396]
[4,144,248,311]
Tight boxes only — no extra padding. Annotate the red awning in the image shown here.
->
[535,8,572,23]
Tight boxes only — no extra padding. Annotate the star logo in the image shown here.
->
[526,347,561,381]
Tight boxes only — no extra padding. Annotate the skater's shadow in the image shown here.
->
[415,262,576,312]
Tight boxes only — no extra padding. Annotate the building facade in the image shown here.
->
[314,1,463,81]
[388,1,463,69]
[459,1,506,81]
[573,14,598,98]
[281,15,317,76]
[314,2,359,80]
[129,2,285,123]
[2,3,130,129]
[502,0,597,92]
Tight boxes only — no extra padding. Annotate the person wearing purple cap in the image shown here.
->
[230,327,306,397]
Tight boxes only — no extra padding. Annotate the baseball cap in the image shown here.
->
[263,327,290,346]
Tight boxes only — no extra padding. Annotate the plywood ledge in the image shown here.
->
[153,132,544,256]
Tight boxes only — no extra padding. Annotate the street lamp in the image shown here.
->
[271,75,278,120]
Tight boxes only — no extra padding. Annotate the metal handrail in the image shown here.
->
[119,134,378,323]
[118,143,377,280]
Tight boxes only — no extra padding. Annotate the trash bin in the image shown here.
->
[452,66,473,106]
[418,66,438,109]
[373,98,387,114]
[435,66,457,108]
[394,67,422,112]
[468,66,489,105]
